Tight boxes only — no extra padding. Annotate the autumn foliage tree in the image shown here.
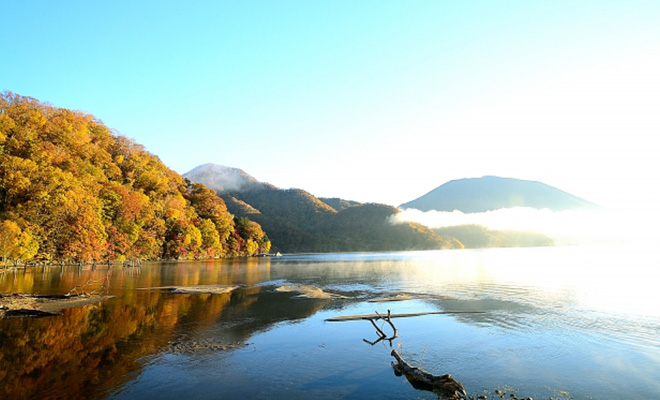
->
[0,92,270,264]
[0,220,39,266]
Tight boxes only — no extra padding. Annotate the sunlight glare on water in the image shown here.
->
[396,245,660,318]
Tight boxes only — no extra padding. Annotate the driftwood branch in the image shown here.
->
[391,349,466,399]
[354,309,399,346]
[328,310,483,346]
[379,310,398,339]
[325,310,484,322]
[367,316,388,338]
[66,273,110,297]
[327,309,472,397]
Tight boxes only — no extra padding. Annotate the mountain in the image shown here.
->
[184,164,457,253]
[0,92,270,264]
[183,163,262,193]
[400,176,599,212]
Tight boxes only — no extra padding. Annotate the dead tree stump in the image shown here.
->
[391,349,466,399]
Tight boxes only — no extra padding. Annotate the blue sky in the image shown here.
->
[3,1,660,210]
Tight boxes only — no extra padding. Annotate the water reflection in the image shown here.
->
[1,246,659,399]
[0,259,330,400]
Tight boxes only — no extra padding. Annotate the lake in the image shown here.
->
[1,245,659,399]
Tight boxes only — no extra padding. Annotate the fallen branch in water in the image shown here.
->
[325,310,484,322]
[327,311,483,345]
[362,309,398,345]
[391,349,466,399]
[66,273,110,297]
[328,308,471,397]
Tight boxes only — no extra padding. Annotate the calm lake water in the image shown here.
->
[1,245,659,399]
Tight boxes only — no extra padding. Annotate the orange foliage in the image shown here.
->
[0,91,270,263]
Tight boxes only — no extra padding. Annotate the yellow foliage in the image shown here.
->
[0,220,21,265]
[0,91,269,262]
[245,239,259,256]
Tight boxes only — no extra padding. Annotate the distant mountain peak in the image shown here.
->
[400,176,598,213]
[183,163,260,193]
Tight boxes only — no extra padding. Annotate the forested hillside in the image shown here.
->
[0,92,270,265]
[185,165,459,253]
[226,186,459,253]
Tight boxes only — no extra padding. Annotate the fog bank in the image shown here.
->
[392,207,649,245]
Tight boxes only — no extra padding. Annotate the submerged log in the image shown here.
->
[391,349,466,399]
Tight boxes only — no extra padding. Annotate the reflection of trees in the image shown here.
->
[0,292,183,399]
[0,257,271,295]
[217,291,329,340]
[0,259,331,400]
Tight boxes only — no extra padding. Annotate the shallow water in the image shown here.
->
[1,245,659,399]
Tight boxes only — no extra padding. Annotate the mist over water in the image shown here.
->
[392,206,654,245]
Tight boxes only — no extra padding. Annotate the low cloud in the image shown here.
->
[392,207,646,245]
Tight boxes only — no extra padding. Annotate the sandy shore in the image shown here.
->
[275,285,348,299]
[135,285,239,294]
[0,293,113,318]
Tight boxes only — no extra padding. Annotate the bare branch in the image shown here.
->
[65,273,110,297]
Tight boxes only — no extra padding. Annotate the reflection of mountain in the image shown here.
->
[0,264,328,400]
[184,164,457,253]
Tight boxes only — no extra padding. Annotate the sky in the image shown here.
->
[3,0,660,212]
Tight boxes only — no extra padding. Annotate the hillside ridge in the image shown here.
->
[184,165,456,253]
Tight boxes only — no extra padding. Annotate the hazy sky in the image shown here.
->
[3,1,659,210]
